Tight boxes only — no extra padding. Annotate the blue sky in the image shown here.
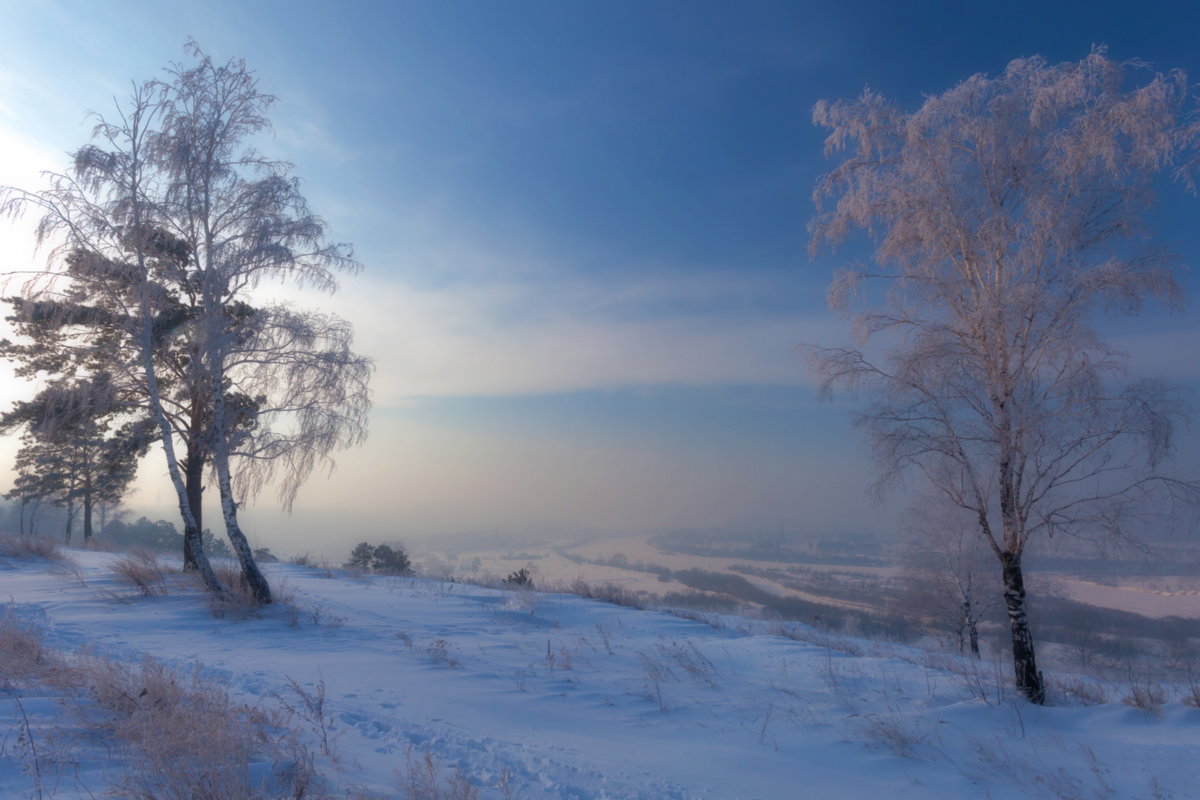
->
[1,1,1199,554]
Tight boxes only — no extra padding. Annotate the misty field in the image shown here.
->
[419,530,1200,683]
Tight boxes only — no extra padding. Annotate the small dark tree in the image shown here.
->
[504,568,533,588]
[253,547,279,563]
[371,544,411,575]
[346,542,375,570]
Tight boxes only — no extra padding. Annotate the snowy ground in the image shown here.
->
[0,548,1196,799]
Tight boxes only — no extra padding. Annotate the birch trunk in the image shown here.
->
[122,93,224,597]
[1001,551,1044,703]
[204,323,271,604]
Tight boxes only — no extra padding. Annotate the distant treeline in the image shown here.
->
[102,517,234,558]
[0,498,248,561]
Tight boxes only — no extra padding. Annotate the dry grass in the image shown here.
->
[0,613,337,798]
[0,610,56,682]
[396,747,480,800]
[850,710,933,758]
[205,561,267,619]
[0,533,62,561]
[919,651,1011,706]
[0,576,485,800]
[1122,676,1166,716]
[654,639,718,688]
[1184,672,1200,709]
[198,564,316,631]
[637,649,676,711]
[111,549,174,597]
[72,649,322,800]
[83,535,118,552]
[1053,675,1110,706]
[426,639,461,668]
[280,674,336,758]
[290,553,337,579]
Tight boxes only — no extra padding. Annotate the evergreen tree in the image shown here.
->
[346,542,375,570]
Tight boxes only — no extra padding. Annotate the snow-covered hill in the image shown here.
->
[0,548,1195,799]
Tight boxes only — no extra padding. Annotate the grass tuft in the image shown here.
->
[0,533,62,561]
[396,747,479,800]
[111,549,173,597]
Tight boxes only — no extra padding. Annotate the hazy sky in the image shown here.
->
[1,0,1199,557]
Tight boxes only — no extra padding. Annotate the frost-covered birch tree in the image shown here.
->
[1,43,370,605]
[151,43,367,604]
[809,51,1198,703]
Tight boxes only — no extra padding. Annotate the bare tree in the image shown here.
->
[152,43,366,604]
[902,495,997,657]
[809,50,1198,703]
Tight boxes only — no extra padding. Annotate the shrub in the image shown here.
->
[344,542,411,575]
[1184,670,1200,709]
[254,547,280,563]
[503,568,533,588]
[1123,676,1166,716]
[426,639,460,667]
[660,591,739,614]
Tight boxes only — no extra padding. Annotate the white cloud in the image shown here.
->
[289,269,840,404]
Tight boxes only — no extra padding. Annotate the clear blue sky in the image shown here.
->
[0,0,1198,554]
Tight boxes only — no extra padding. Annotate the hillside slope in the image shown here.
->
[0,549,1195,799]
